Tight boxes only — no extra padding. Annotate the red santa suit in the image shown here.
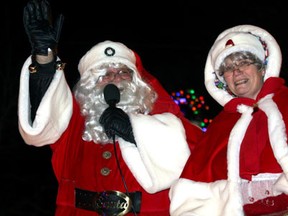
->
[18,41,202,215]
[169,25,288,216]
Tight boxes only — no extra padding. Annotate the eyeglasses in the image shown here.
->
[97,69,133,83]
[223,60,255,75]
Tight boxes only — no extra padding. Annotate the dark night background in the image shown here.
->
[2,0,288,215]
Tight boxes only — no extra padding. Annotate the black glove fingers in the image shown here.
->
[23,0,46,30]
[107,109,129,124]
[23,0,36,28]
[27,0,49,22]
[113,107,129,120]
[99,107,118,123]
[106,115,131,137]
[27,0,43,22]
[99,108,111,125]
[117,111,131,123]
[99,106,136,144]
[40,0,51,23]
[100,107,130,125]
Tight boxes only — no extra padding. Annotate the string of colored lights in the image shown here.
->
[171,88,213,132]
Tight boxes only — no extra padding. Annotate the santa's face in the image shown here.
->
[95,64,134,91]
[97,67,133,85]
[95,65,137,107]
[74,62,156,143]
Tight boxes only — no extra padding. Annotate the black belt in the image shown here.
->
[75,188,142,215]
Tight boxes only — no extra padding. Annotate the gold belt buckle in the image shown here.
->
[93,190,132,215]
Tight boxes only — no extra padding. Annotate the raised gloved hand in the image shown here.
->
[99,106,136,145]
[23,0,64,56]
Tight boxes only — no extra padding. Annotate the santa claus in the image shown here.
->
[18,1,202,215]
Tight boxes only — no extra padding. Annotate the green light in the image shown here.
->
[189,89,195,94]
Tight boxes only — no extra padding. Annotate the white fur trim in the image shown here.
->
[258,94,288,174]
[273,173,288,195]
[18,56,73,146]
[118,112,190,193]
[169,178,244,216]
[228,105,253,181]
[205,24,282,106]
[214,33,265,74]
[78,41,137,76]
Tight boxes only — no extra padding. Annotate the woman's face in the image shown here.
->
[223,59,264,99]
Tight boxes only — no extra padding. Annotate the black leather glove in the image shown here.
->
[99,106,136,145]
[23,0,64,56]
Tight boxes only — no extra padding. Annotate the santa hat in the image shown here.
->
[78,40,139,78]
[205,24,282,106]
[77,40,183,115]
[213,32,266,75]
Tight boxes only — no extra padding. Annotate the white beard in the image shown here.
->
[74,78,156,144]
